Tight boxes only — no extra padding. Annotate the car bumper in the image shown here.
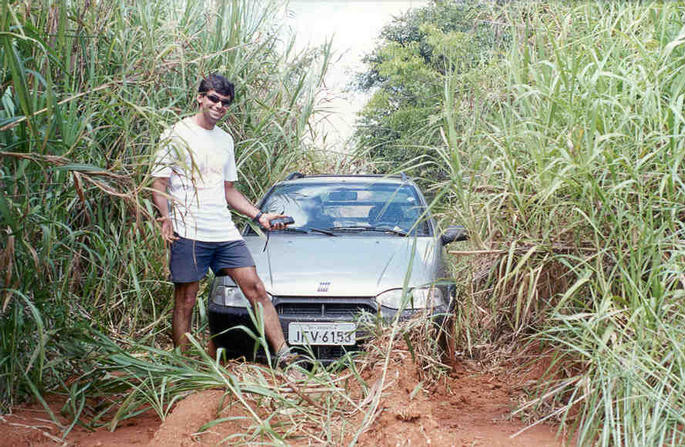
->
[208,296,447,363]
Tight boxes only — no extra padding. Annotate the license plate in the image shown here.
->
[288,322,356,346]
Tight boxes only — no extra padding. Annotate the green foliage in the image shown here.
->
[427,1,685,444]
[0,0,328,411]
[355,2,509,187]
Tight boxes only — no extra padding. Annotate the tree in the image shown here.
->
[355,2,508,186]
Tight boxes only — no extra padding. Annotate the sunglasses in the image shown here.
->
[204,93,232,107]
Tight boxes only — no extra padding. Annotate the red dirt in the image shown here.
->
[0,351,567,446]
[354,353,563,446]
[0,402,158,446]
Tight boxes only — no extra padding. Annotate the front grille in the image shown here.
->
[275,301,375,318]
[277,303,323,316]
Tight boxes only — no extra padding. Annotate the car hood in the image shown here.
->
[244,234,440,297]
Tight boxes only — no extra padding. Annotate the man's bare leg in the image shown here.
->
[173,281,200,350]
[207,338,217,359]
[220,267,287,353]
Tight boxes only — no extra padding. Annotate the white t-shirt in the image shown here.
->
[151,117,242,242]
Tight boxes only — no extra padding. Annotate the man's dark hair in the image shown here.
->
[198,73,235,103]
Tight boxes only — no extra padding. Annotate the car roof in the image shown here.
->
[277,174,411,186]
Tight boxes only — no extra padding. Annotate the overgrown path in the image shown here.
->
[1,351,565,446]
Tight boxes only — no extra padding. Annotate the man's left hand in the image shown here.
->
[259,213,289,231]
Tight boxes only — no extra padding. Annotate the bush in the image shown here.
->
[434,2,685,444]
[0,0,328,410]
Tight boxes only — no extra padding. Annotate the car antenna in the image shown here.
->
[400,172,408,182]
[263,231,270,252]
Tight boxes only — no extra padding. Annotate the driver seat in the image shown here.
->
[368,203,405,226]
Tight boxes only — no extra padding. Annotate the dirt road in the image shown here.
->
[1,350,566,446]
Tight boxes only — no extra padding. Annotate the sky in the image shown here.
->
[284,0,429,152]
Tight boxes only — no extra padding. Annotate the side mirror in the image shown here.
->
[440,225,468,246]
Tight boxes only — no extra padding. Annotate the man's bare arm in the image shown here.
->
[224,181,286,230]
[151,177,177,243]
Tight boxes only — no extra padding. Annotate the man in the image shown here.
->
[150,73,292,365]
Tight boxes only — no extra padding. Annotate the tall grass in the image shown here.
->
[433,2,685,444]
[0,0,329,411]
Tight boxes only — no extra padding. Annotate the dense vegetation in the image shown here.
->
[0,0,328,413]
[359,1,685,445]
[3,0,685,445]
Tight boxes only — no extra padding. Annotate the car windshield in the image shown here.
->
[248,181,432,236]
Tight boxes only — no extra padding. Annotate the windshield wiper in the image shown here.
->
[326,225,408,237]
[275,227,309,234]
[272,227,337,236]
[308,227,337,236]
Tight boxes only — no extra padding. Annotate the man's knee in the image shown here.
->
[242,278,268,304]
[175,283,199,309]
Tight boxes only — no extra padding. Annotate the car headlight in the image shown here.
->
[211,286,267,307]
[375,287,445,310]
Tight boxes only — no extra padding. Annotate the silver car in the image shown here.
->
[207,174,466,362]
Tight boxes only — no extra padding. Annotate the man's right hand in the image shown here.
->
[158,217,178,244]
[259,212,290,231]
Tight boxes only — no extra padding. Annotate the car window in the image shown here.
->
[247,182,432,236]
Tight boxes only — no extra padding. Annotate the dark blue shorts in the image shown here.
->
[169,235,255,283]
